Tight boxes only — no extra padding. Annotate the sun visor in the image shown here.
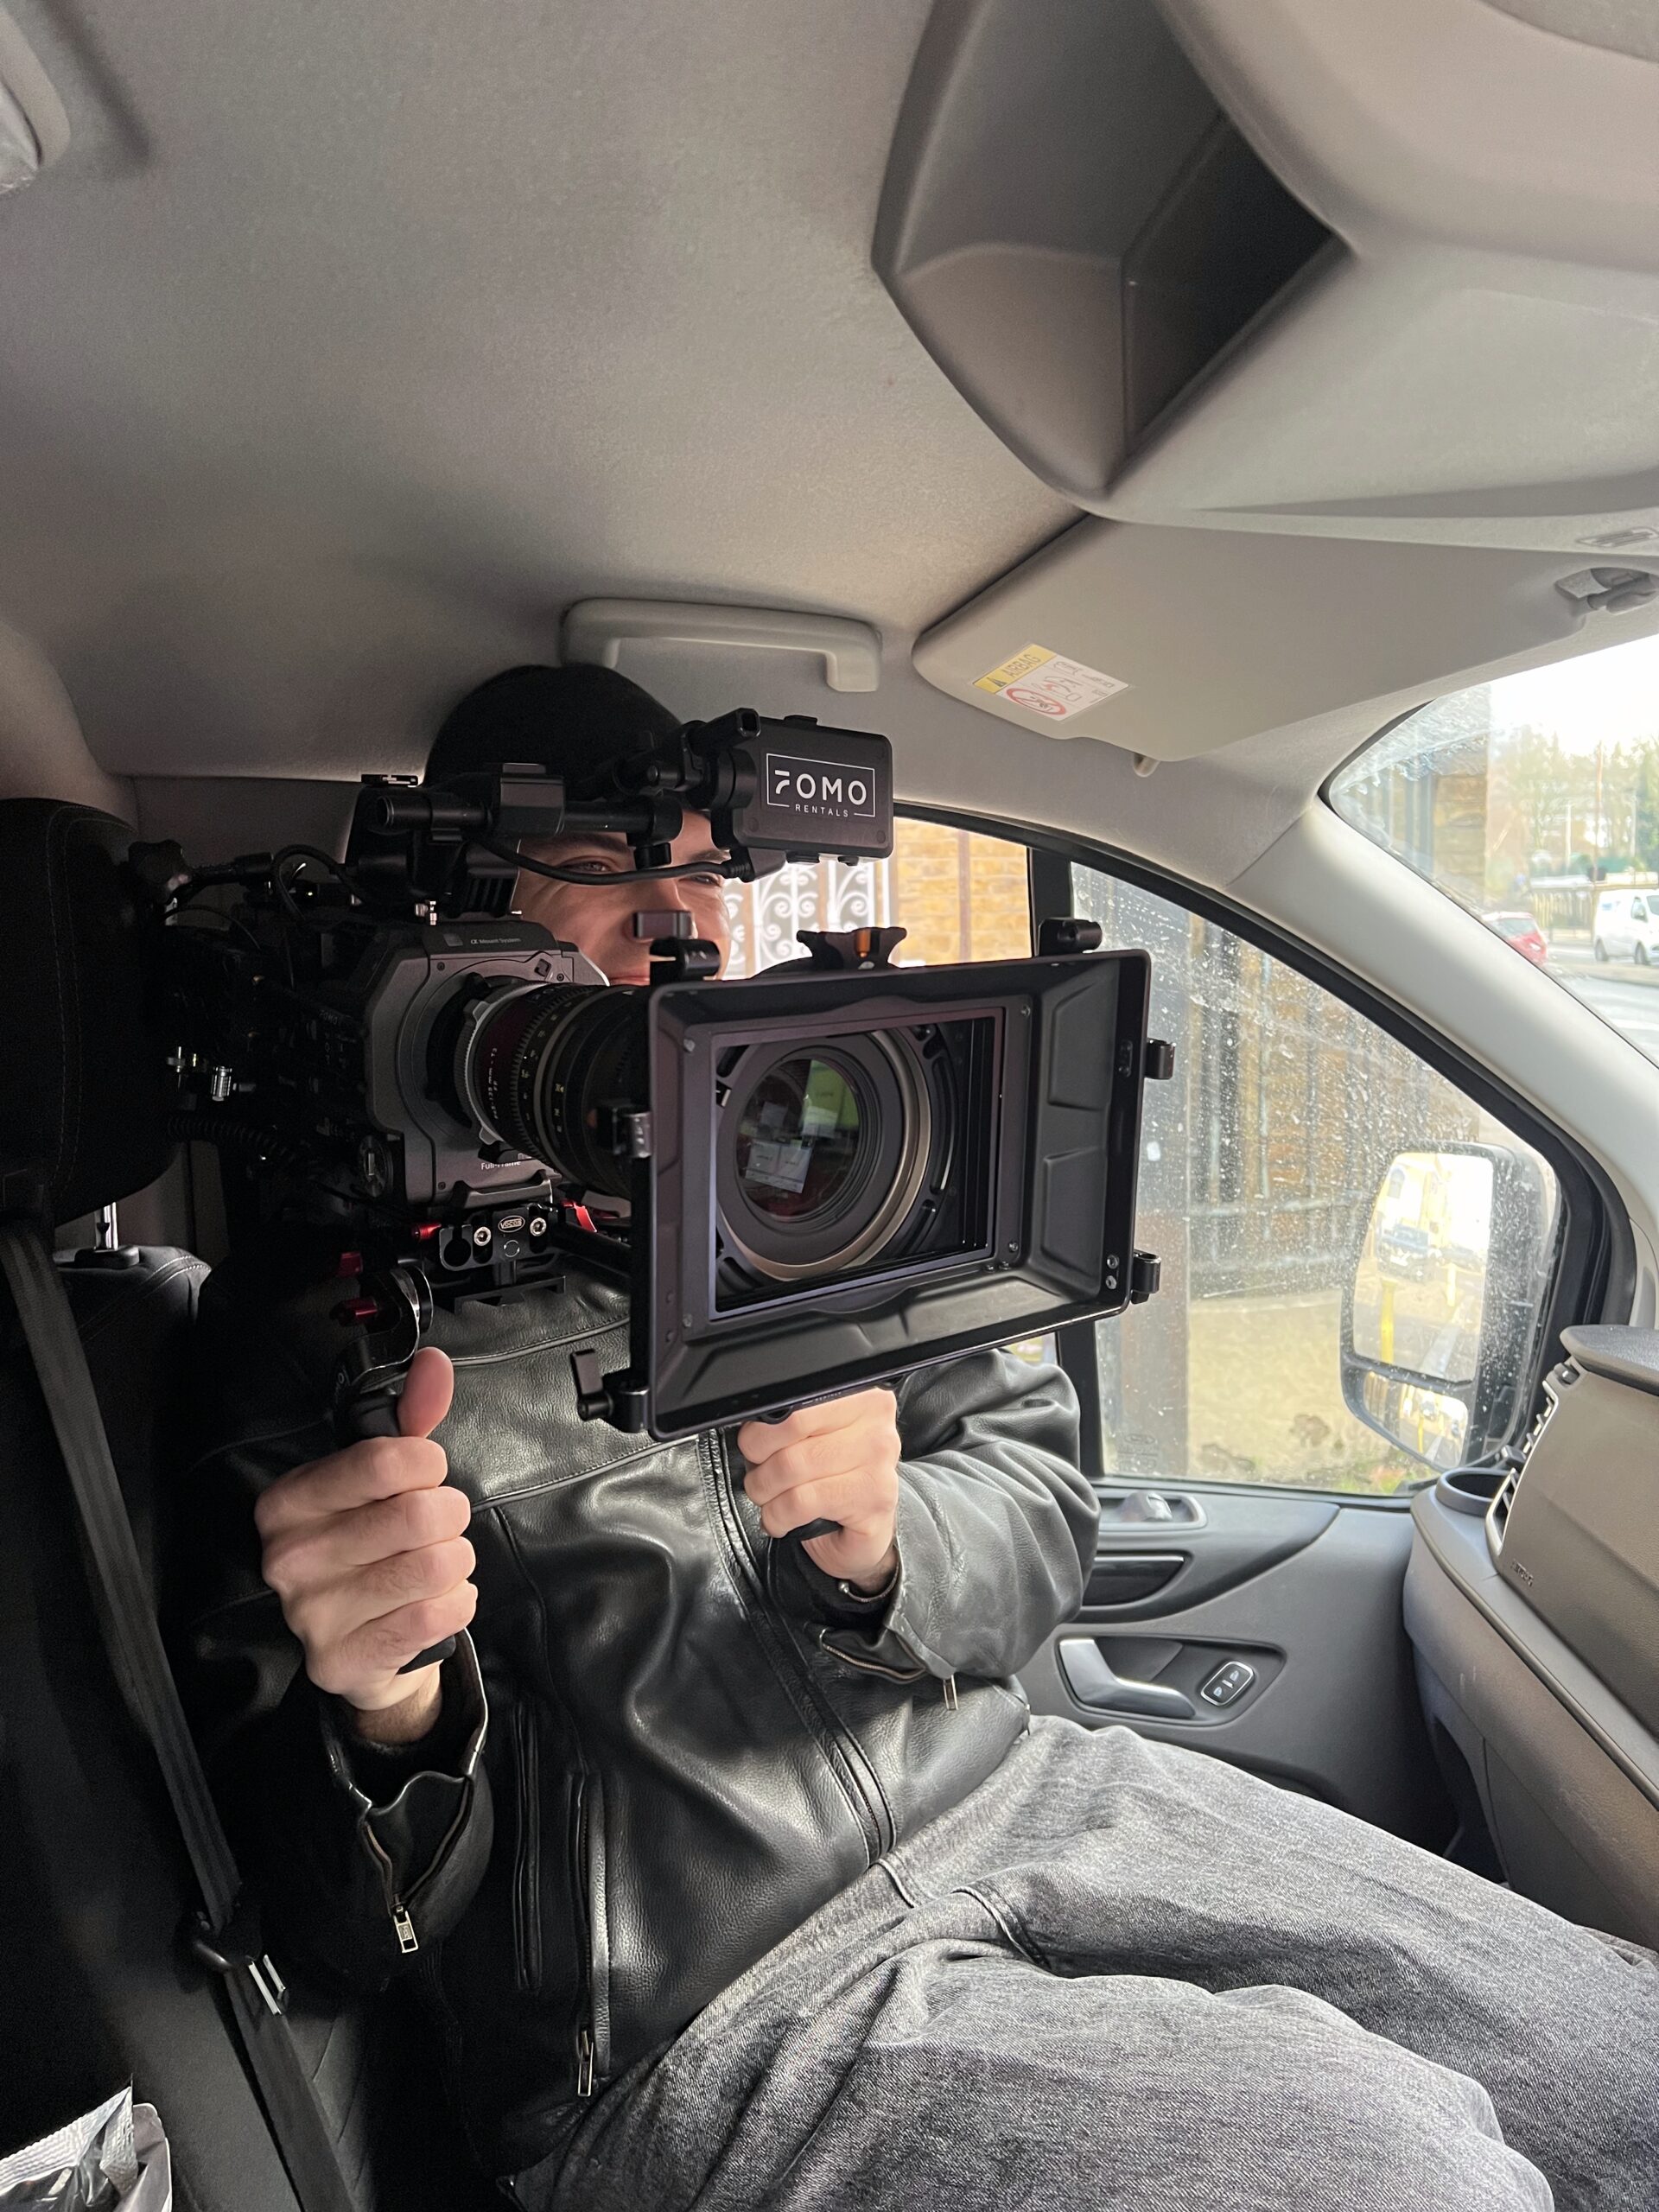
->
[913,523,1610,762]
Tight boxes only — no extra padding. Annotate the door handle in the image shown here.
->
[1080,1551,1186,1608]
[1058,1637,1195,1720]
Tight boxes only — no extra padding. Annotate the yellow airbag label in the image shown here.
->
[973,644,1128,720]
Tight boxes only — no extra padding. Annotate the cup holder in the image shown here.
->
[1435,1464,1506,1518]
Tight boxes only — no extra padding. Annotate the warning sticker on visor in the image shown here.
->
[973,644,1128,720]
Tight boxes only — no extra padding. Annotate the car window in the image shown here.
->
[1330,631,1659,1068]
[1067,860,1560,1493]
[722,816,1030,977]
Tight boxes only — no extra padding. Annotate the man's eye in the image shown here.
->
[689,872,725,888]
[566,858,624,876]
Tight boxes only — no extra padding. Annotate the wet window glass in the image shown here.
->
[1070,868,1560,1492]
[727,819,1562,1490]
[1331,631,1659,1070]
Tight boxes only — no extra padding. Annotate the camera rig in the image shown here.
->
[130,703,1166,1472]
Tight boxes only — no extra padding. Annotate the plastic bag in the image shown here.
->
[0,2088,171,2209]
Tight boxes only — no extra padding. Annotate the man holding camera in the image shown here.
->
[182,666,1657,2212]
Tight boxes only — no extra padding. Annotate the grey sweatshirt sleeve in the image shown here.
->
[772,1349,1098,1682]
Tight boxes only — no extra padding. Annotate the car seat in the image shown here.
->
[0,798,498,2211]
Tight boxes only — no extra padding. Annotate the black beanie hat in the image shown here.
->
[426,664,683,796]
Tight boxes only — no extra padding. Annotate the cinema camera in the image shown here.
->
[130,708,1169,1453]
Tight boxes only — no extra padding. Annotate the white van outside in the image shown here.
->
[1592,890,1659,964]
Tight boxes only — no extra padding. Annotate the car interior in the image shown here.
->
[2,1,1658,2206]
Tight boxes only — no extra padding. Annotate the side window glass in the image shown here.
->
[722,817,1031,976]
[1329,633,1659,1068]
[1070,863,1561,1492]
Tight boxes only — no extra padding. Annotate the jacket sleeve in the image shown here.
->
[770,1349,1098,1681]
[168,1260,493,1998]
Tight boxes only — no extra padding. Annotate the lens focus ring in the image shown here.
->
[462,982,645,1194]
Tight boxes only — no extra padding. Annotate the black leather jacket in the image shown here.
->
[174,1255,1096,2178]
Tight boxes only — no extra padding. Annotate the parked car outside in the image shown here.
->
[1482,910,1548,967]
[1592,890,1659,965]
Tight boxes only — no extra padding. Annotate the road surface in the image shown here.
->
[1544,944,1659,1065]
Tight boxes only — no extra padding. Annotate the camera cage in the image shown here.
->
[340,709,896,918]
[132,710,1169,1440]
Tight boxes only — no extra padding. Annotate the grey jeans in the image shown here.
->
[514,1719,1659,2211]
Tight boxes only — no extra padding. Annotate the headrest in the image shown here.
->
[0,799,173,1225]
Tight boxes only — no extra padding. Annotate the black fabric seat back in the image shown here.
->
[0,1246,311,2209]
[0,799,172,1224]
[0,1248,499,2209]
[0,798,499,2210]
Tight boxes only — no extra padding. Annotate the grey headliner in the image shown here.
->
[1477,0,1659,63]
[0,0,1068,780]
[5,0,1659,907]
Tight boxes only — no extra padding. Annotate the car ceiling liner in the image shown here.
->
[880,0,1659,762]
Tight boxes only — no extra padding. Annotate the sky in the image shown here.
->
[1488,628,1659,755]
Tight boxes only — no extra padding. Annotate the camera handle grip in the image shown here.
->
[752,1408,842,1548]
[788,1519,841,1544]
[336,1372,459,1677]
[333,1263,455,1677]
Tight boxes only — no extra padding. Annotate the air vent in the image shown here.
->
[1487,1471,1516,1559]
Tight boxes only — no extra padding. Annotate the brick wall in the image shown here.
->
[888,820,1029,963]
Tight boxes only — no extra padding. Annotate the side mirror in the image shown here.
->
[1341,1143,1552,1471]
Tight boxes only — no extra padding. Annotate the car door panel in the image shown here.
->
[1406,1488,1659,1949]
[1073,1484,1337,1618]
[1022,1487,1450,1844]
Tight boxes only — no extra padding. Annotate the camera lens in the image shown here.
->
[734,1056,868,1223]
[460,982,645,1196]
[717,1033,931,1282]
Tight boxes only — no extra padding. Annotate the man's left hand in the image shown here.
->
[736,1389,901,1592]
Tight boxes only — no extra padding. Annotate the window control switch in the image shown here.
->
[1198,1659,1255,1708]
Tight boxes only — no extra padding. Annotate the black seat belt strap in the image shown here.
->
[0,1222,357,2212]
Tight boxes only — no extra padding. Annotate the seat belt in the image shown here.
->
[0,1220,358,2212]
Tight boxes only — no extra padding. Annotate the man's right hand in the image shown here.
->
[255,1346,474,1739]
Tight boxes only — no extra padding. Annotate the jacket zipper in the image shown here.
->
[711,1432,893,1858]
[511,1707,599,2094]
[362,1822,421,1955]
[511,1700,543,1995]
[817,1626,958,1713]
[361,1718,601,2092]
[569,1771,598,2094]
[359,1792,472,1957]
[512,1700,598,2092]
[497,1512,601,2095]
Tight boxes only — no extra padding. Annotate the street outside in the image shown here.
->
[1099,1288,1421,1496]
[1542,938,1659,1064]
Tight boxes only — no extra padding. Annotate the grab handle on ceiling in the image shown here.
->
[560,599,881,694]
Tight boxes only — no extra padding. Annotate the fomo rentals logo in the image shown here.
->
[765,753,878,818]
